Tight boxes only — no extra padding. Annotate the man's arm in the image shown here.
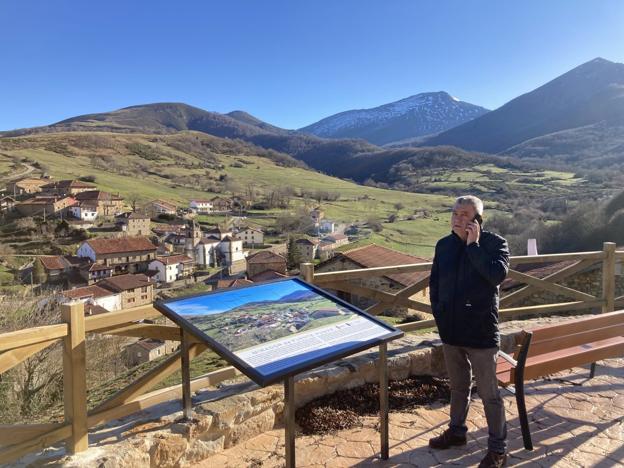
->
[429,243,440,313]
[465,235,509,286]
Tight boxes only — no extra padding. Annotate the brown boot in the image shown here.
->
[478,451,507,468]
[428,428,467,449]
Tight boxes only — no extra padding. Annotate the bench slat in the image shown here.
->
[523,337,624,381]
[528,323,624,357]
[529,311,624,343]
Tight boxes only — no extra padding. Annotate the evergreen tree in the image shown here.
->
[286,237,302,270]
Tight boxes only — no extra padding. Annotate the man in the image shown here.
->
[428,195,510,468]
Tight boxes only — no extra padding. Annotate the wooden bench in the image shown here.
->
[496,310,624,450]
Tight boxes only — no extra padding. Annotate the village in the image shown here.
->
[0,175,430,367]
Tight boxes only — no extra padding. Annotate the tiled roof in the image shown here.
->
[98,273,154,292]
[500,260,579,291]
[75,190,123,201]
[249,270,287,282]
[216,278,253,289]
[85,236,157,255]
[62,284,114,300]
[155,255,194,265]
[296,238,320,245]
[328,244,431,287]
[43,179,96,190]
[247,250,285,264]
[84,304,110,315]
[39,256,67,271]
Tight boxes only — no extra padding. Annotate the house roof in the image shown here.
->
[321,243,431,287]
[43,179,95,190]
[216,278,253,289]
[155,255,194,266]
[198,236,221,244]
[98,274,154,292]
[0,196,15,202]
[247,250,285,264]
[152,224,186,234]
[133,339,166,351]
[206,225,230,234]
[296,238,320,245]
[84,304,110,316]
[12,178,48,187]
[83,262,114,272]
[62,284,115,300]
[220,235,241,243]
[150,199,176,209]
[39,255,67,271]
[84,236,157,255]
[75,190,123,202]
[249,270,287,282]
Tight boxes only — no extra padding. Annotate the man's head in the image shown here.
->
[451,195,483,240]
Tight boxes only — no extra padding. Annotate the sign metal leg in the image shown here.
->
[379,342,389,460]
[284,376,296,468]
[181,330,193,421]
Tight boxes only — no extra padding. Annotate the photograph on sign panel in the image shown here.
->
[164,279,391,375]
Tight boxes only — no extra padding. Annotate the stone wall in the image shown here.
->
[27,315,585,468]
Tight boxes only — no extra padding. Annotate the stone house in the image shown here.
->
[41,179,96,197]
[216,278,253,289]
[116,212,151,236]
[147,199,177,216]
[77,236,158,275]
[322,233,349,247]
[249,269,287,282]
[148,255,194,284]
[295,238,319,263]
[125,339,178,367]
[246,250,286,278]
[15,196,75,217]
[79,262,114,284]
[315,243,431,317]
[210,196,231,213]
[75,190,125,217]
[97,273,155,309]
[6,178,48,196]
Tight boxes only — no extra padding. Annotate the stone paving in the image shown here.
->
[198,358,624,467]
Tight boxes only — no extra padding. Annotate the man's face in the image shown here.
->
[451,203,477,239]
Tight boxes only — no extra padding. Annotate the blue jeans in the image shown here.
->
[442,343,507,454]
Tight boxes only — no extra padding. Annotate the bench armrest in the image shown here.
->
[499,351,517,367]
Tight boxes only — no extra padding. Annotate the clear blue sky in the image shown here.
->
[1,0,623,131]
[169,279,308,315]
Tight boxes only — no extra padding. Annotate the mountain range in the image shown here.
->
[2,57,623,181]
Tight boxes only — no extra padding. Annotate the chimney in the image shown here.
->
[527,238,538,256]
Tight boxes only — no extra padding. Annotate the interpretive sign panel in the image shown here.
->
[155,277,402,386]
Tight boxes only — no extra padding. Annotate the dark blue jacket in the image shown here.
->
[429,230,509,348]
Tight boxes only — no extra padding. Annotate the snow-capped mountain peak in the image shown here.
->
[299,91,488,146]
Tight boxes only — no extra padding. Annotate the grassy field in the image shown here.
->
[0,131,454,257]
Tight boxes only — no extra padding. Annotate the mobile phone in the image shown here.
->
[473,213,483,225]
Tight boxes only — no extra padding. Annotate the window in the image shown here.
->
[141,287,148,293]
[128,298,135,303]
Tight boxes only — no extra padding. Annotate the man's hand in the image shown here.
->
[466,221,481,245]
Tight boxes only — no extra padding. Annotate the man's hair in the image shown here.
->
[454,195,484,215]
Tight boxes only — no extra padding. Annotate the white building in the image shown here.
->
[59,284,122,312]
[218,236,245,265]
[148,255,194,283]
[238,226,264,246]
[69,201,98,221]
[189,200,213,214]
[194,236,221,267]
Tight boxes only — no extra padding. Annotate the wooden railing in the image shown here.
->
[0,242,622,464]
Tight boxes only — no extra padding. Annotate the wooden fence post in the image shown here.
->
[602,242,616,313]
[300,262,314,284]
[62,302,88,454]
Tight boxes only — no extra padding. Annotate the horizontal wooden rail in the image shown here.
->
[96,323,200,342]
[0,424,72,465]
[84,304,161,332]
[0,324,67,352]
[0,423,66,446]
[499,299,604,320]
[314,262,432,282]
[509,251,605,265]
